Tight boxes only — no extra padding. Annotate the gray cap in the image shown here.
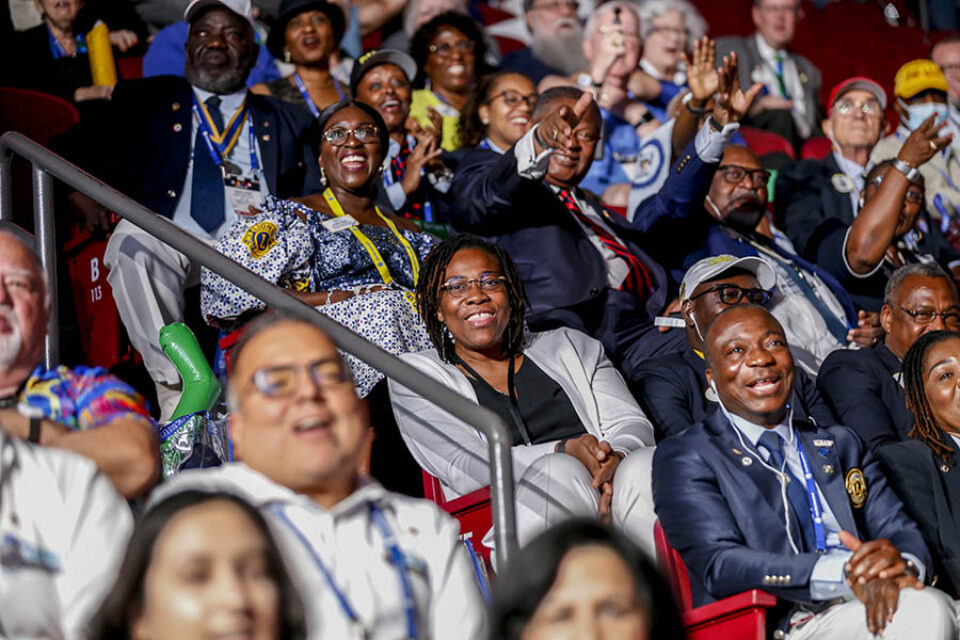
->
[184,0,254,24]
[679,254,776,302]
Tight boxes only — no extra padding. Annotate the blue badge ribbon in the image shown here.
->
[795,437,828,554]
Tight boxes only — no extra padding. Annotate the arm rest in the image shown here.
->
[683,589,778,628]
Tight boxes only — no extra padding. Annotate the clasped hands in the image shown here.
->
[556,433,623,521]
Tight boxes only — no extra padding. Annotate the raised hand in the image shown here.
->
[400,136,443,196]
[534,92,595,152]
[682,36,719,102]
[712,52,763,127]
[898,114,953,168]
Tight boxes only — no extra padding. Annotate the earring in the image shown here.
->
[320,165,327,185]
[283,49,292,64]
[481,118,489,125]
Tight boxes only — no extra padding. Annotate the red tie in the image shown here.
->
[557,188,654,301]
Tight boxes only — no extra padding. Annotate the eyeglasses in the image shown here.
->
[428,40,476,58]
[868,175,925,203]
[248,358,351,398]
[834,100,882,117]
[757,3,800,15]
[440,275,507,298]
[717,164,771,187]
[689,283,773,306]
[531,0,579,12]
[322,125,380,146]
[895,304,960,328]
[648,25,688,38]
[939,63,960,73]
[485,90,537,109]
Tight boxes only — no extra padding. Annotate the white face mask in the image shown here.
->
[898,97,949,130]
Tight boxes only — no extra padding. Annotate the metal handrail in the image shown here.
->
[0,131,519,566]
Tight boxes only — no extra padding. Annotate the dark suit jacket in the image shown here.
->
[715,34,822,136]
[817,342,913,452]
[62,75,321,216]
[774,153,856,260]
[632,347,838,441]
[447,139,715,376]
[879,435,960,597]
[653,411,931,614]
[6,24,95,103]
[497,47,564,86]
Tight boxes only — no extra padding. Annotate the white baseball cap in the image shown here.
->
[679,255,776,303]
[184,0,254,24]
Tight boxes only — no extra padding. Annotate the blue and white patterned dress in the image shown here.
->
[202,194,438,396]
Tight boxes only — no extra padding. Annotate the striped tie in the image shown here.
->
[773,52,790,99]
[557,188,654,301]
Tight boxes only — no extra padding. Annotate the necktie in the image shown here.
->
[758,430,816,551]
[773,52,790,99]
[191,95,226,233]
[557,188,654,301]
[390,138,424,219]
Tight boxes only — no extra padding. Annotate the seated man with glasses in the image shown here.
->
[818,263,960,452]
[673,144,871,373]
[812,158,960,313]
[153,313,487,640]
[632,254,837,440]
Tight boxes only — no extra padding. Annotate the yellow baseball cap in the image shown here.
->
[894,59,949,99]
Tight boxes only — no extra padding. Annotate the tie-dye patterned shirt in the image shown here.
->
[16,365,154,430]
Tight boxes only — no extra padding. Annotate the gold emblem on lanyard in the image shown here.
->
[845,468,868,508]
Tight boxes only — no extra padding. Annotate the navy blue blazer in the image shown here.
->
[879,435,960,597]
[447,138,715,375]
[774,153,856,260]
[817,342,913,452]
[653,410,930,610]
[63,75,321,217]
[631,347,838,441]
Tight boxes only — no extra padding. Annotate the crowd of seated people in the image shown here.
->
[10,0,960,636]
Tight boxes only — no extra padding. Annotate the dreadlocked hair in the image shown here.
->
[417,234,528,363]
[903,329,960,463]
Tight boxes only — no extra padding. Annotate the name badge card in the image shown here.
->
[322,215,359,232]
[223,165,262,216]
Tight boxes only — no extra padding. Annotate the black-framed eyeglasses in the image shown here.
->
[440,275,507,298]
[248,358,351,398]
[717,164,771,187]
[868,175,925,203]
[689,283,772,306]
[322,125,380,146]
[894,304,960,327]
[428,40,476,58]
[485,90,538,109]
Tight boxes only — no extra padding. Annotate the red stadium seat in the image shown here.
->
[739,127,795,161]
[117,55,143,81]
[0,86,79,146]
[654,521,778,640]
[422,470,494,571]
[801,136,833,161]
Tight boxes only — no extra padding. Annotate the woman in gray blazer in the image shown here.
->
[389,234,656,547]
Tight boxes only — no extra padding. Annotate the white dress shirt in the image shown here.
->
[171,86,267,242]
[152,464,487,640]
[754,33,812,138]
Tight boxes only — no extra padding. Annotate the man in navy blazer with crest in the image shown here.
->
[653,304,959,639]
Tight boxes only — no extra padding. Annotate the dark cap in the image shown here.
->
[349,48,417,90]
[266,0,346,59]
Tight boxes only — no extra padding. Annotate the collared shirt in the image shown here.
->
[754,33,811,138]
[152,464,487,640]
[170,86,267,242]
[0,431,133,639]
[640,58,687,87]
[722,407,925,600]
[831,151,869,216]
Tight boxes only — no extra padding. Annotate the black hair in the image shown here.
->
[89,490,306,639]
[416,234,527,363]
[410,10,489,87]
[457,71,534,148]
[488,519,686,640]
[532,86,601,122]
[903,330,960,463]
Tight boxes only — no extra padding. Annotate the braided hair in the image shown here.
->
[903,329,960,463]
[416,234,527,363]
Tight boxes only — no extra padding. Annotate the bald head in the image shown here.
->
[0,231,50,384]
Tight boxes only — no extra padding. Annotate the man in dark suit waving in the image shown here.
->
[449,78,754,379]
[66,0,319,419]
[653,304,959,639]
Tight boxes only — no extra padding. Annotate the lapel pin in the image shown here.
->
[942,465,951,473]
[741,456,753,466]
[732,448,743,455]
[813,439,834,447]
[822,464,835,475]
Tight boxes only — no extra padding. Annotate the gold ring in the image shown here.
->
[930,140,939,151]
[553,129,560,141]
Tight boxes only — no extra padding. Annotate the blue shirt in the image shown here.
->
[143,22,280,89]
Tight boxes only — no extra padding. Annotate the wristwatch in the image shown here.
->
[892,157,920,182]
[576,73,602,90]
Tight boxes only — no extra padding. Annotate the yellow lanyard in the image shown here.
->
[322,188,420,311]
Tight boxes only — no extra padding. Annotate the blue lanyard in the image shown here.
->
[293,72,344,119]
[47,25,87,59]
[191,94,259,172]
[794,437,828,554]
[270,501,419,639]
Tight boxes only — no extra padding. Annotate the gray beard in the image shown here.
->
[185,65,249,95]
[531,28,588,75]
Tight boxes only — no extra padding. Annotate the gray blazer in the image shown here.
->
[716,33,822,136]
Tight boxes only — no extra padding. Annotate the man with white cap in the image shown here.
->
[632,253,836,440]
[64,0,321,420]
[775,76,888,259]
